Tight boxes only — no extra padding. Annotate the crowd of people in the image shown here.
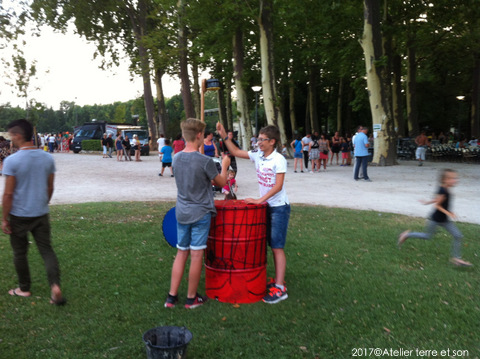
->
[285,128,376,183]
[40,133,74,153]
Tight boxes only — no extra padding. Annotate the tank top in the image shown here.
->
[204,142,216,157]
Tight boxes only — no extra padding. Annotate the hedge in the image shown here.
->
[81,140,102,151]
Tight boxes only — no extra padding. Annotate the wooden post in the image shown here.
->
[200,79,206,154]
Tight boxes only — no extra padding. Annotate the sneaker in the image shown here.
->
[263,285,288,304]
[185,293,208,309]
[397,230,410,248]
[450,258,473,267]
[266,277,286,289]
[164,294,178,308]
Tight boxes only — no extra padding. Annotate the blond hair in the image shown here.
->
[181,118,206,142]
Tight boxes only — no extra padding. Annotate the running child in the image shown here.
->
[398,169,472,267]
[217,122,290,304]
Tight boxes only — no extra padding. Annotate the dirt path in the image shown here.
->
[2,152,478,224]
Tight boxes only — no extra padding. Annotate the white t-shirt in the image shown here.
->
[301,136,312,151]
[248,149,289,207]
[157,137,166,150]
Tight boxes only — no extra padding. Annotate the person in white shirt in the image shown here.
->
[301,134,312,170]
[217,122,290,304]
[157,134,166,161]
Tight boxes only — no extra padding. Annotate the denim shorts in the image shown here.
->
[176,212,212,250]
[267,204,291,249]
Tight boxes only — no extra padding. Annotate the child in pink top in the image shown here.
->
[222,170,238,199]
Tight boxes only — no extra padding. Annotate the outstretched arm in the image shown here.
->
[216,123,250,159]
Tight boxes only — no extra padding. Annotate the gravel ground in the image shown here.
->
[2,152,478,225]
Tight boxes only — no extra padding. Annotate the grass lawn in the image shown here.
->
[0,202,478,359]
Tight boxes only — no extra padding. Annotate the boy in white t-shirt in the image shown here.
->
[157,134,166,161]
[217,122,290,304]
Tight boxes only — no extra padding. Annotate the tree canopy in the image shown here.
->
[0,0,478,153]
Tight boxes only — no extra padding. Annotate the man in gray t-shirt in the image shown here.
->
[2,119,66,305]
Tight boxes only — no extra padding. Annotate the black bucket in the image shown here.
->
[142,326,193,359]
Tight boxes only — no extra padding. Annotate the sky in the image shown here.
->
[1,24,182,109]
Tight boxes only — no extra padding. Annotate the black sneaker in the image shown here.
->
[164,294,178,308]
[185,293,208,309]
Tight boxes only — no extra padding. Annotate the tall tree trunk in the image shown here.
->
[392,53,405,137]
[308,67,318,133]
[258,0,287,146]
[138,45,157,146]
[360,0,397,166]
[154,67,168,140]
[125,1,157,148]
[191,60,201,119]
[289,77,297,135]
[224,73,234,132]
[471,52,480,138]
[233,28,252,150]
[305,90,311,134]
[406,44,419,137]
[345,84,353,135]
[336,77,344,133]
[177,0,195,119]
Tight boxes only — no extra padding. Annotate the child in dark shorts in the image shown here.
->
[159,139,174,177]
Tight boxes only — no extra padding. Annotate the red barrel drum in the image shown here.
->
[205,200,267,303]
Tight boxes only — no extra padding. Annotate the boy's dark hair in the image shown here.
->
[164,138,171,145]
[7,119,33,142]
[259,125,281,149]
[440,169,456,183]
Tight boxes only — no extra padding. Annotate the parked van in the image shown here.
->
[72,121,150,155]
[72,122,106,153]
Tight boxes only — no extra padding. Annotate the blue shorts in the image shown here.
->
[176,213,212,251]
[294,151,303,159]
[267,204,291,249]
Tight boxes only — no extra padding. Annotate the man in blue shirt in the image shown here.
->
[353,126,371,182]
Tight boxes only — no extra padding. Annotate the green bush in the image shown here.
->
[81,139,102,151]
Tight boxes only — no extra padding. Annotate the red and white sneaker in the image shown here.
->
[184,294,208,309]
[164,294,178,308]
